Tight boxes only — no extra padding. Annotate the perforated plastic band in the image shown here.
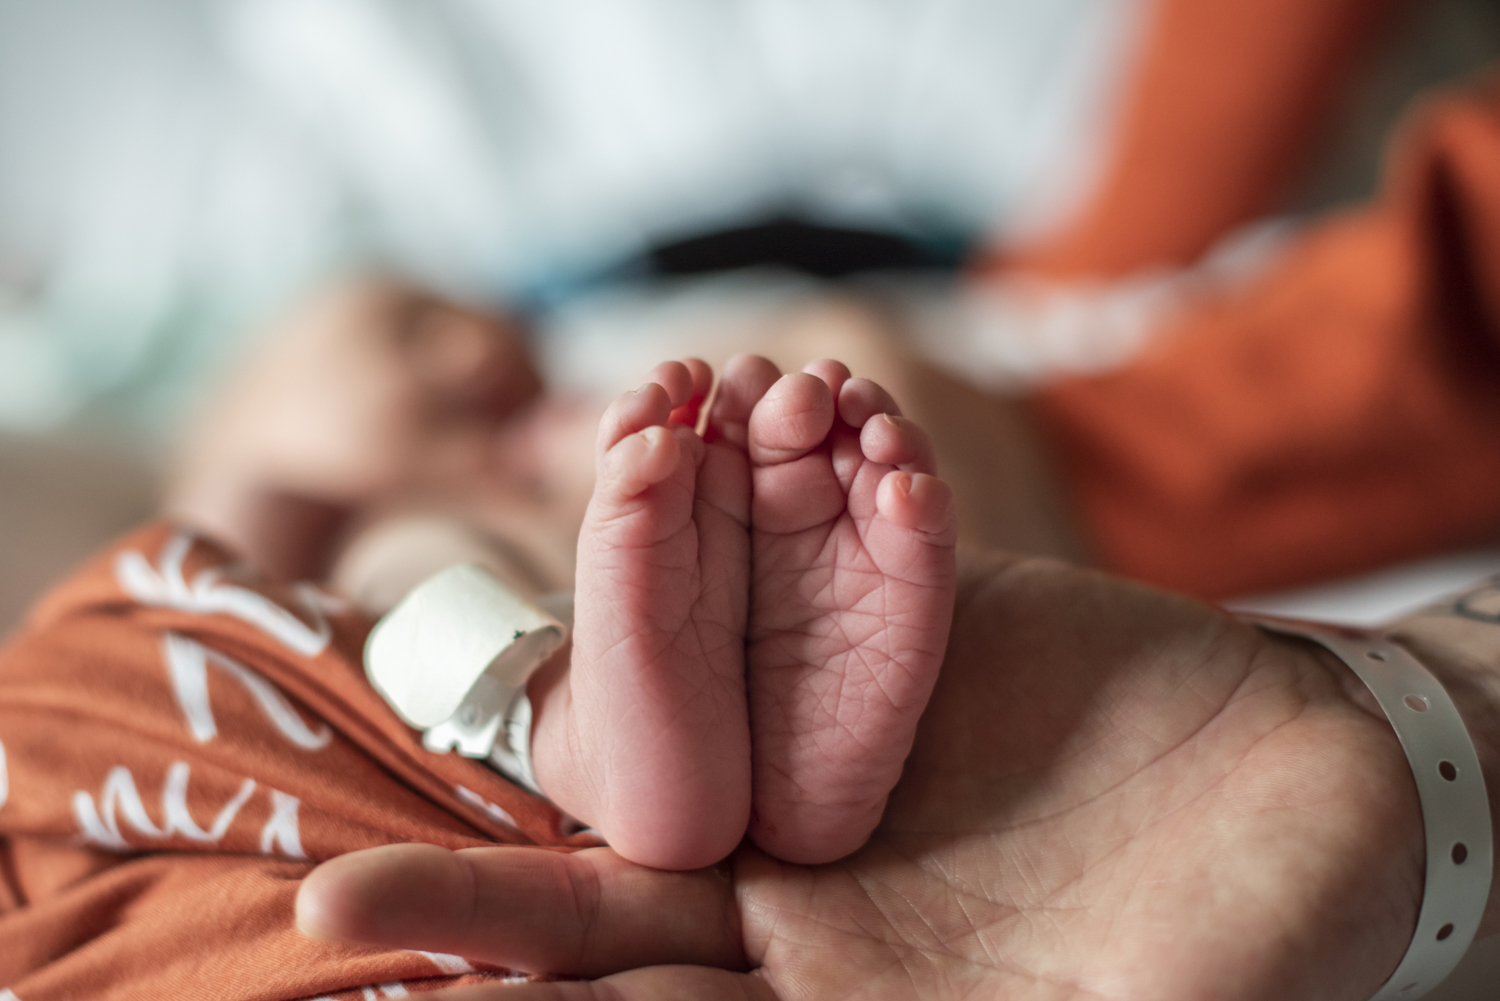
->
[1242,615,1493,1001]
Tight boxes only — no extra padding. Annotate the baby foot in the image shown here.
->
[738,357,957,863]
[531,360,753,870]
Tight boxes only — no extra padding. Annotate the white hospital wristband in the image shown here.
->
[1242,615,1494,1001]
[364,565,569,794]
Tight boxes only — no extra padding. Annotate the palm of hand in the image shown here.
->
[733,555,1421,1000]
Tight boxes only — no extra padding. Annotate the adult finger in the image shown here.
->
[430,965,776,1001]
[297,844,746,978]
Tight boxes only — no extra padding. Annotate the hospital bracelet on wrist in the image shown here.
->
[1240,615,1494,1001]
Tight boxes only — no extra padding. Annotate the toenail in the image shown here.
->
[636,383,654,395]
[892,472,912,496]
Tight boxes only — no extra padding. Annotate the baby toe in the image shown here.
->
[596,383,674,454]
[675,358,718,428]
[601,424,683,500]
[876,471,957,540]
[643,360,700,411]
[802,358,852,400]
[836,377,901,428]
[859,413,936,475]
[706,354,781,448]
[748,372,836,466]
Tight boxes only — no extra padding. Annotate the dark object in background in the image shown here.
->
[647,217,965,279]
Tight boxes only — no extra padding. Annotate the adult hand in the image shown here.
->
[167,277,543,580]
[299,552,1427,999]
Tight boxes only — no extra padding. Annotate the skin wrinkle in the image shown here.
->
[562,854,607,974]
[950,882,1006,972]
[883,662,1318,924]
[452,849,486,960]
[899,757,1198,914]
[874,871,967,959]
[1041,708,1274,853]
[735,871,802,959]
[737,859,1014,998]
[696,496,752,530]
[756,885,895,949]
[846,642,926,713]
[1100,808,1174,983]
[617,654,731,728]
[1105,803,1281,990]
[1058,639,1258,799]
[890,836,1006,907]
[1078,714,1358,980]
[764,660,889,729]
[762,591,876,639]
[838,856,1098,1000]
[588,494,697,541]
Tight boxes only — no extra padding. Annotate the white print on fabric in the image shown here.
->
[0,738,8,811]
[411,952,476,975]
[73,762,255,850]
[72,761,306,858]
[454,783,517,829]
[307,985,410,1001]
[116,531,339,656]
[259,788,307,859]
[163,632,332,750]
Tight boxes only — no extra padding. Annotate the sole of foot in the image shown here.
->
[739,357,958,864]
[535,359,753,871]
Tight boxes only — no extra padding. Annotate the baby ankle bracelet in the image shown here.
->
[364,564,570,795]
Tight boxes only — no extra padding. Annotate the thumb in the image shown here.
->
[296,844,746,979]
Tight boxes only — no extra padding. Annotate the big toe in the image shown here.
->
[706,354,781,449]
[748,372,836,466]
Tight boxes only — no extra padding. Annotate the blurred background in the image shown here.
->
[1,0,1497,621]
[4,0,1500,992]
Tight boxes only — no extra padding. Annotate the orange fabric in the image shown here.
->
[1032,78,1500,597]
[0,524,596,998]
[991,0,1388,277]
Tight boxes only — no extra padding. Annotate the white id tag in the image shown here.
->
[364,565,566,758]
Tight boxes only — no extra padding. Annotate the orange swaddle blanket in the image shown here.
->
[0,523,595,998]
